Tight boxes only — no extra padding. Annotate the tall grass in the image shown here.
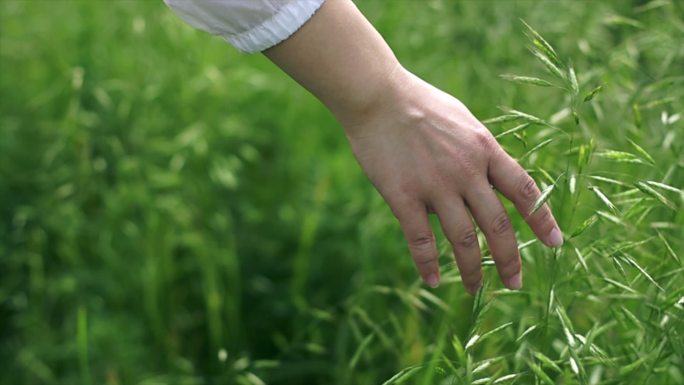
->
[1,1,682,384]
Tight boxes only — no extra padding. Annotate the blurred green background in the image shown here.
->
[1,1,683,384]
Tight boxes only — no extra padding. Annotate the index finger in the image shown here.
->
[488,149,564,248]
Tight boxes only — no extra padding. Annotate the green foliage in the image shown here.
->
[1,1,683,384]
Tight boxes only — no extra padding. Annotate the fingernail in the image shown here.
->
[506,272,522,290]
[548,227,564,247]
[426,273,440,288]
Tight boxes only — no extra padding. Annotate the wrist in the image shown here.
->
[339,65,430,139]
[331,60,405,128]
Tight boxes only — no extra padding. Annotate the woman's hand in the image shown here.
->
[342,67,563,293]
[265,0,562,294]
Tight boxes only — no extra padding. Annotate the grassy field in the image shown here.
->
[1,0,683,384]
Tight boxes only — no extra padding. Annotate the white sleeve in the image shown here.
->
[163,0,326,53]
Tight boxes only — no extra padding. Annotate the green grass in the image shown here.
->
[1,0,683,384]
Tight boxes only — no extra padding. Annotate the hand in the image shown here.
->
[264,0,563,294]
[343,67,564,294]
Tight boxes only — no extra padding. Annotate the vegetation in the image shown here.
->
[1,0,682,384]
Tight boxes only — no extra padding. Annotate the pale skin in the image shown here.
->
[264,0,564,294]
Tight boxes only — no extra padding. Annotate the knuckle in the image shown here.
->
[518,175,539,201]
[454,228,478,248]
[491,211,513,235]
[475,130,497,152]
[408,233,437,265]
[408,233,435,252]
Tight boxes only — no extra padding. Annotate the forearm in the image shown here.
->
[165,0,562,293]
[263,0,401,127]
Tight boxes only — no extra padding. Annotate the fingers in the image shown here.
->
[465,185,522,290]
[393,201,441,288]
[434,199,483,295]
[488,150,563,248]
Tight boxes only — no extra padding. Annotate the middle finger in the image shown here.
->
[464,183,522,290]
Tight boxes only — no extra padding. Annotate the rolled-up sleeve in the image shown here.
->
[163,0,326,53]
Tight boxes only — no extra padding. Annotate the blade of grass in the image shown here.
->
[530,48,566,80]
[533,351,562,373]
[520,139,554,161]
[656,231,680,263]
[495,123,530,139]
[500,74,553,87]
[521,19,561,65]
[568,67,579,97]
[483,114,521,125]
[620,254,664,291]
[583,85,603,102]
[382,364,424,385]
[527,359,555,385]
[530,183,555,215]
[635,181,676,210]
[570,215,598,238]
[644,180,683,195]
[596,150,648,165]
[508,109,550,125]
[349,333,375,370]
[589,186,620,214]
[627,139,655,165]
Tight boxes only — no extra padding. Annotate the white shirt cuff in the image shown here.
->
[225,0,325,53]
